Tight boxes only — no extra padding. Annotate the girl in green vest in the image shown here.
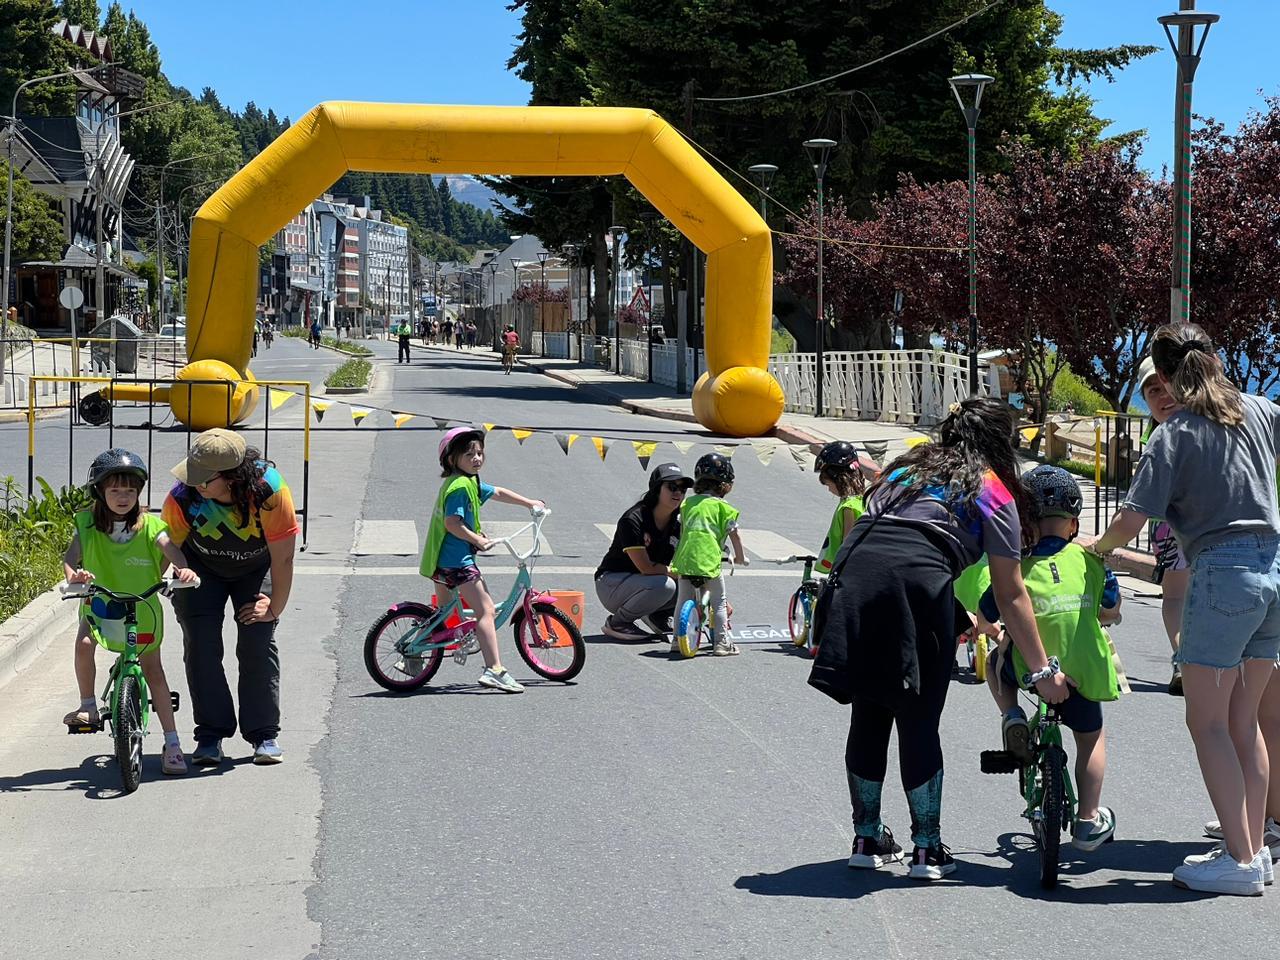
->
[422,428,545,694]
[62,449,198,775]
[813,441,869,574]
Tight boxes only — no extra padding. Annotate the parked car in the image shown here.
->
[156,323,186,339]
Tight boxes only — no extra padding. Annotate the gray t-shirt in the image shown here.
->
[1123,393,1280,561]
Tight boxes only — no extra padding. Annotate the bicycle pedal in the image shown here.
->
[980,750,1019,774]
[66,723,100,735]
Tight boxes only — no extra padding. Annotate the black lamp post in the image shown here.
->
[747,163,779,220]
[802,138,836,416]
[609,225,625,374]
[947,72,994,396]
[537,249,550,356]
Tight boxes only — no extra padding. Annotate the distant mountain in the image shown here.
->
[435,176,508,214]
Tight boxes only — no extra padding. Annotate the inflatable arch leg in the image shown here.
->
[104,103,783,436]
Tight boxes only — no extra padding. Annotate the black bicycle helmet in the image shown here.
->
[87,448,148,498]
[1024,464,1083,519]
[814,440,859,474]
[694,452,734,485]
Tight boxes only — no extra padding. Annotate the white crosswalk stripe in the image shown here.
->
[591,522,811,562]
[351,519,419,556]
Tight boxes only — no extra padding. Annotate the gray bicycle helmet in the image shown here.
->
[1024,464,1083,519]
[87,448,149,498]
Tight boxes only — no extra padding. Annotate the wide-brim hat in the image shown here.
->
[171,428,247,487]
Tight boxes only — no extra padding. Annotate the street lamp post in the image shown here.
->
[509,257,522,347]
[1157,6,1219,325]
[537,249,549,357]
[747,163,779,220]
[802,138,836,417]
[609,225,625,374]
[947,72,994,396]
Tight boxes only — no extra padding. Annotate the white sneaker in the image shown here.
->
[1258,846,1274,886]
[477,667,524,694]
[1173,850,1265,896]
[1204,818,1223,840]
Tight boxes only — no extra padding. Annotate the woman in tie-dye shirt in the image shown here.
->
[809,397,1062,882]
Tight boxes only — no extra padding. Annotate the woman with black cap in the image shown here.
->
[595,463,690,640]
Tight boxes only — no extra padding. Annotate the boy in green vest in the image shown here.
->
[979,465,1122,852]
[812,441,867,576]
[669,453,747,656]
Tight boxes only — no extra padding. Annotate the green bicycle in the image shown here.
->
[980,687,1078,889]
[765,554,822,656]
[364,509,585,691]
[60,577,197,794]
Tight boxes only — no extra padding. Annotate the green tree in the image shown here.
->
[0,0,84,117]
[0,159,64,262]
[58,0,99,27]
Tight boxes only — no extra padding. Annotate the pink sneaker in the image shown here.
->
[162,743,188,776]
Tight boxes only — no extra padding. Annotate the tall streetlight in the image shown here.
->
[609,225,625,374]
[2,63,116,383]
[747,163,779,220]
[537,249,550,356]
[1158,6,1219,325]
[561,242,580,359]
[509,257,522,345]
[802,138,836,416]
[947,72,994,396]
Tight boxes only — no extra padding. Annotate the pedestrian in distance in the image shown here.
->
[595,462,689,641]
[810,396,1066,882]
[396,317,413,363]
[668,453,747,657]
[163,429,299,768]
[62,449,198,775]
[466,320,478,350]
[454,321,464,350]
[421,427,546,694]
[1093,322,1280,896]
[981,465,1123,853]
[309,318,322,350]
[442,318,454,347]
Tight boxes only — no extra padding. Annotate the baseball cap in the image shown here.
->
[171,428,247,486]
[649,462,692,489]
[1137,356,1159,393]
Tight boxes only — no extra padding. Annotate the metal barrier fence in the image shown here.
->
[21,375,313,547]
[2,335,186,409]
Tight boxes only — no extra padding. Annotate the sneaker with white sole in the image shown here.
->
[1172,850,1264,896]
[1204,818,1223,840]
[477,667,524,693]
[602,617,652,642]
[1258,846,1274,886]
[712,640,740,657]
[848,827,904,869]
[191,739,223,767]
[253,739,284,764]
[161,743,188,776]
[1072,806,1116,852]
[908,843,956,881]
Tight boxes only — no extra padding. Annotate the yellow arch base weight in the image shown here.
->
[115,103,782,436]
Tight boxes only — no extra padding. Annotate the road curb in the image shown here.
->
[0,586,77,693]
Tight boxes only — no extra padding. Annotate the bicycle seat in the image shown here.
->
[681,575,711,588]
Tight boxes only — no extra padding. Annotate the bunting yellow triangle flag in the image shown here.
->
[632,440,658,470]
[790,445,812,469]
[512,428,534,444]
[350,406,372,425]
[269,388,296,411]
[673,441,694,455]
[905,434,931,448]
[591,436,611,461]
[715,444,736,458]
[432,417,451,430]
[752,440,777,466]
[311,399,332,423]
[483,423,496,433]
[555,433,579,454]
[862,440,889,465]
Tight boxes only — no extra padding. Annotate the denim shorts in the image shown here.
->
[1179,534,1280,670]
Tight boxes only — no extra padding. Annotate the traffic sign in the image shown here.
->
[59,285,85,310]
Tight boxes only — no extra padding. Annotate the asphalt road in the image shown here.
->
[0,335,1274,960]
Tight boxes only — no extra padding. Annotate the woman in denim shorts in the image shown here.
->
[1095,323,1280,896]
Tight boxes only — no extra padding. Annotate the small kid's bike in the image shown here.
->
[364,508,585,691]
[60,577,198,794]
[980,688,1079,889]
[673,560,737,659]
[765,554,822,656]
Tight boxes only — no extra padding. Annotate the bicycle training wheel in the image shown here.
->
[1037,745,1066,889]
[974,634,989,682]
[787,587,810,647]
[364,606,444,692]
[114,674,144,794]
[675,599,701,658]
[515,602,585,681]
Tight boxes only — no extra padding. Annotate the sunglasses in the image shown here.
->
[663,481,691,493]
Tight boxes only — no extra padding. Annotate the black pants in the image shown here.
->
[398,335,411,361]
[174,555,280,745]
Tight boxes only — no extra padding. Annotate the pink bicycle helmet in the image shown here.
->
[438,426,485,471]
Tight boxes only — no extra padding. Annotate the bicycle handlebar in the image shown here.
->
[482,507,550,562]
[763,554,819,565]
[60,576,202,603]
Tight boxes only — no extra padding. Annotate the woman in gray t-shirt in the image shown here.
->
[1094,323,1280,895]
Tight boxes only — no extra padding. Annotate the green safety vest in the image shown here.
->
[954,556,992,615]
[819,495,864,572]
[1011,544,1119,702]
[420,474,483,578]
[75,511,169,650]
[670,494,739,577]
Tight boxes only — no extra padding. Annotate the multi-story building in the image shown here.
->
[357,212,409,328]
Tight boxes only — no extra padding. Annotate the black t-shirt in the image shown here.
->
[595,501,680,578]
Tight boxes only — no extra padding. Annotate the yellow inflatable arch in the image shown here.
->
[113,103,784,436]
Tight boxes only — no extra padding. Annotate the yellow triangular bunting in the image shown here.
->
[715,444,736,458]
[393,412,416,428]
[483,423,496,432]
[591,436,611,461]
[632,440,658,470]
[673,441,694,455]
[269,388,296,411]
[556,433,580,454]
[905,434,931,448]
[311,399,332,423]
[862,440,889,465]
[512,428,534,444]
[752,440,777,466]
[350,406,372,425]
[432,417,451,430]
[790,445,812,469]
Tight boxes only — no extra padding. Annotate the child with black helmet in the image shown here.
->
[814,441,871,576]
[979,464,1123,852]
[62,449,198,774]
[669,452,747,656]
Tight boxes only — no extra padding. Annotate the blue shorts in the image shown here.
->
[1180,534,1280,670]
[992,647,1104,734]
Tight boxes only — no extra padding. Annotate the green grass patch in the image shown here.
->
[0,477,92,622]
[324,358,372,389]
[1050,458,1101,481]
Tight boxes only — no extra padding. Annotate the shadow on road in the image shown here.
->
[0,752,251,799]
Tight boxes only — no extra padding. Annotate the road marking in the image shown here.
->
[737,529,812,561]
[295,564,800,578]
[594,523,615,541]
[351,519,419,556]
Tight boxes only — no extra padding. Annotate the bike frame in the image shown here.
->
[102,600,152,733]
[400,513,553,656]
[1019,699,1078,823]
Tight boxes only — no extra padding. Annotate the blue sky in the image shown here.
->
[122,0,1275,175]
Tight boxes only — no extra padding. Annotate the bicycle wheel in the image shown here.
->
[364,605,444,692]
[114,674,144,794]
[1037,745,1066,889]
[675,599,701,658]
[787,587,809,647]
[514,602,585,681]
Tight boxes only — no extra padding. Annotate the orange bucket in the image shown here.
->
[539,590,584,647]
